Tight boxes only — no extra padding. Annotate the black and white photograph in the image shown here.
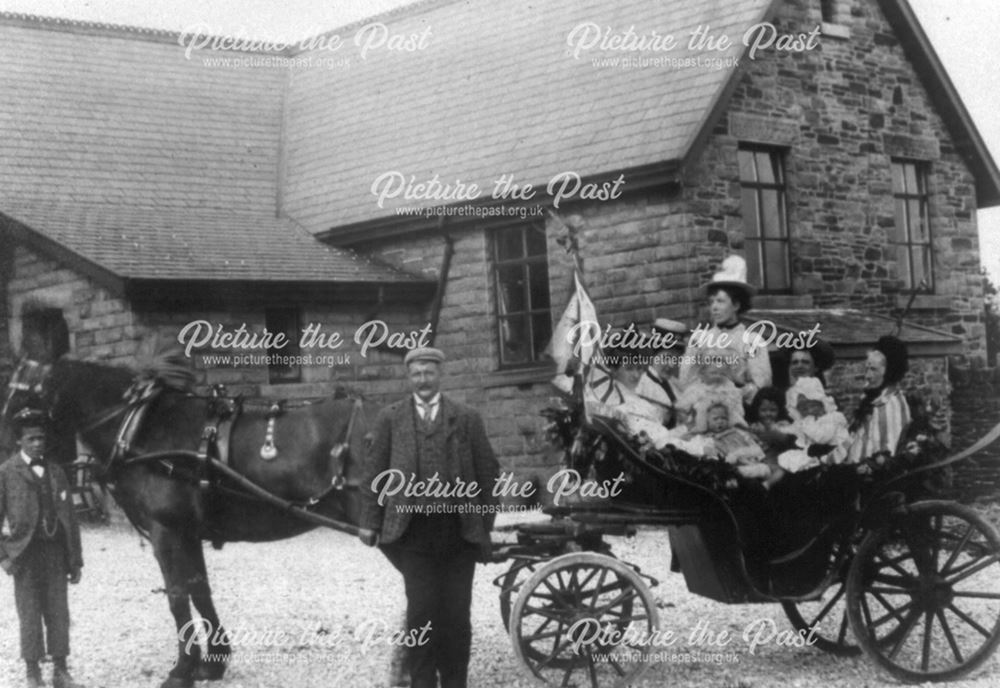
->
[2,1,1000,687]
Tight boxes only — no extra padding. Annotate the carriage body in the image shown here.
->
[496,402,1000,687]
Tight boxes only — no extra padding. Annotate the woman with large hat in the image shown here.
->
[846,335,911,463]
[679,255,772,404]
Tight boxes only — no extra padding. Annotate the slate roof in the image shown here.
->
[0,204,421,285]
[0,15,425,286]
[282,0,775,234]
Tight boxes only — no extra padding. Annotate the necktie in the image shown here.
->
[417,401,438,429]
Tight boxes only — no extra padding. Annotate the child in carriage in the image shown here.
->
[674,379,770,479]
[775,376,852,477]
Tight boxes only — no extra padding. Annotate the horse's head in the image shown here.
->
[3,357,135,464]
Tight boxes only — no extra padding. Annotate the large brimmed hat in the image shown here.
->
[873,335,908,386]
[791,338,835,373]
[706,255,756,298]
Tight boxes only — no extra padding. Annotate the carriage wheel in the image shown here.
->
[509,552,660,687]
[782,580,860,656]
[499,559,540,631]
[846,500,1000,682]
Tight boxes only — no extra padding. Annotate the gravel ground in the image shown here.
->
[1,511,999,688]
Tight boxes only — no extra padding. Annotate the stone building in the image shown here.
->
[2,0,998,480]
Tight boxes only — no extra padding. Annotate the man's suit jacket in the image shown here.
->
[360,395,499,555]
[0,455,83,572]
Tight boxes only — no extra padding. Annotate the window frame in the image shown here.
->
[264,307,302,383]
[490,221,553,369]
[891,159,934,292]
[737,145,792,294]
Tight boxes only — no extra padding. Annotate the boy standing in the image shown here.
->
[0,408,84,688]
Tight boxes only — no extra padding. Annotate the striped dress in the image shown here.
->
[846,386,911,463]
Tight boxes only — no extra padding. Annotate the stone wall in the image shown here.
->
[688,0,986,363]
[4,243,423,404]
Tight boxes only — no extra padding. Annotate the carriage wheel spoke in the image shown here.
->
[589,568,609,612]
[577,566,600,590]
[871,589,909,619]
[931,515,943,564]
[811,586,845,626]
[560,661,577,688]
[946,603,992,639]
[940,523,975,575]
[921,610,934,672]
[867,585,917,596]
[936,609,965,664]
[593,586,639,615]
[524,627,563,643]
[951,590,1000,600]
[539,634,575,669]
[945,553,1000,586]
[902,526,936,578]
[887,609,920,660]
[872,600,915,630]
[525,604,566,622]
[875,549,916,578]
[586,648,600,688]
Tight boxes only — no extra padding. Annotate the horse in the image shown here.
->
[3,356,374,688]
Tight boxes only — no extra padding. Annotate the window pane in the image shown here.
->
[496,265,527,314]
[760,190,781,238]
[741,188,760,238]
[755,151,777,184]
[745,240,763,288]
[891,163,904,194]
[525,224,547,257]
[764,240,790,290]
[903,164,918,195]
[911,246,932,289]
[494,227,524,261]
[897,244,912,286]
[499,315,529,365]
[532,313,553,360]
[892,198,909,243]
[909,199,928,242]
[738,149,756,182]
[527,263,551,311]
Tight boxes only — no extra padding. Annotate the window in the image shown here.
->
[891,160,933,291]
[821,0,837,23]
[21,308,69,362]
[264,308,301,383]
[492,222,552,367]
[738,146,791,292]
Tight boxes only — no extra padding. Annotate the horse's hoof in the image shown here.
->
[159,677,194,688]
[193,661,227,681]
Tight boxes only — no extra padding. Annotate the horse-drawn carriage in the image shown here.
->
[4,354,1000,688]
[489,401,1000,687]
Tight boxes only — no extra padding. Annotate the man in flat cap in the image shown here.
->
[359,347,499,688]
[0,409,84,688]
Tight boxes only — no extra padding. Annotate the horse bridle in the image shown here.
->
[1,358,48,426]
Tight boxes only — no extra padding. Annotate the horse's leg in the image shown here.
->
[151,523,201,688]
[187,538,229,681]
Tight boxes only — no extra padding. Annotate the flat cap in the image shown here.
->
[404,347,445,366]
[12,407,48,430]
